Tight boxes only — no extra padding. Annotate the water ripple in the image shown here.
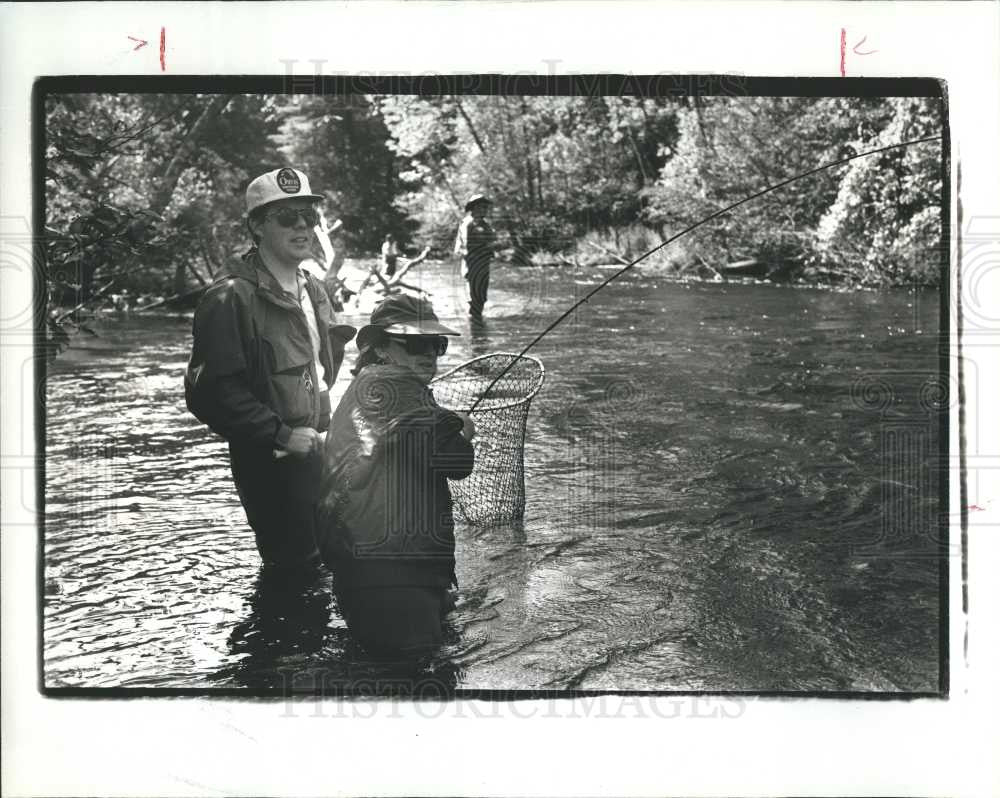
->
[44,267,941,691]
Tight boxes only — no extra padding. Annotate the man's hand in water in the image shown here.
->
[455,412,476,442]
[285,427,322,457]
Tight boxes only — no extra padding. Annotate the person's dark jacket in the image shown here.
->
[316,364,475,589]
[185,252,355,450]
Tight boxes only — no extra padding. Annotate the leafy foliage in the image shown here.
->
[378,94,681,253]
[43,92,944,358]
[641,96,941,282]
[812,98,943,285]
[278,95,407,251]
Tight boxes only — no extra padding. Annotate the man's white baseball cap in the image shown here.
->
[245,167,324,214]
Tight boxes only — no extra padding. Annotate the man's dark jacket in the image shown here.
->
[185,252,354,447]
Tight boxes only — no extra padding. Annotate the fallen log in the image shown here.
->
[584,240,630,266]
[695,254,724,281]
[133,286,205,313]
[355,246,432,304]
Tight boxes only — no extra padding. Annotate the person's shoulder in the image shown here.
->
[357,364,425,390]
[209,257,257,292]
[196,259,257,313]
[355,365,433,414]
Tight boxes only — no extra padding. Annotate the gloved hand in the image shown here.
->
[454,411,476,441]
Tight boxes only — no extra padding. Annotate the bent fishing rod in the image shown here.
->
[469,133,942,412]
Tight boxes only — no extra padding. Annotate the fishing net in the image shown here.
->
[431,352,545,526]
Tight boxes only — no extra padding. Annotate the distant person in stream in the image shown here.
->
[454,194,497,321]
[381,233,399,278]
[316,294,476,657]
[185,167,357,571]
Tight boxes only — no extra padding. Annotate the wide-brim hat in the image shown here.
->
[356,294,459,352]
[246,167,324,214]
[464,193,492,211]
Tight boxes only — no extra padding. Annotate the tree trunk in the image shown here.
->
[148,95,232,294]
[432,162,464,216]
[205,227,225,275]
[150,95,232,216]
[198,230,222,277]
[626,125,650,186]
[692,94,716,155]
[536,148,544,207]
[453,96,488,156]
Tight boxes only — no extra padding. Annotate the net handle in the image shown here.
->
[431,351,546,413]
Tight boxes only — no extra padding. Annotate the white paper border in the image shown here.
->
[3,2,999,796]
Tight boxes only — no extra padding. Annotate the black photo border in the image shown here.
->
[33,74,951,700]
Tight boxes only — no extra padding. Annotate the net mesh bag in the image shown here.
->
[431,352,545,526]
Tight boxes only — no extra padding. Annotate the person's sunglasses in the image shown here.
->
[265,207,320,228]
[388,335,449,357]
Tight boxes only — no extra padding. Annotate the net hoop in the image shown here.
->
[432,352,546,413]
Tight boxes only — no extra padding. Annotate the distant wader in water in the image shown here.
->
[454,194,496,321]
[381,233,399,278]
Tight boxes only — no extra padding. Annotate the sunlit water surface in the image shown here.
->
[45,260,943,691]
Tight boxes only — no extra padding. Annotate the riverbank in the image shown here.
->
[50,245,941,335]
[527,225,942,289]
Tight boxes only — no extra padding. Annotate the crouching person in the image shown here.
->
[316,294,476,658]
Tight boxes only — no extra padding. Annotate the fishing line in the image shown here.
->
[469,133,942,412]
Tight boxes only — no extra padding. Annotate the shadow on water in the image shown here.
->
[214,563,462,695]
[215,563,342,689]
[467,318,494,358]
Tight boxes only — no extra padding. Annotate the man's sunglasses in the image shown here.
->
[264,207,320,228]
[388,335,449,357]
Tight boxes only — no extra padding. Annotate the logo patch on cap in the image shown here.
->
[276,168,301,194]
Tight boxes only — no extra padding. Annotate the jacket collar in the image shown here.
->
[219,251,303,310]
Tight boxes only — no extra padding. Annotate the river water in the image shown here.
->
[44,260,944,692]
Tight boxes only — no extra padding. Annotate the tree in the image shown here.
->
[641,96,941,284]
[813,98,943,285]
[44,93,288,357]
[378,94,681,255]
[277,95,407,252]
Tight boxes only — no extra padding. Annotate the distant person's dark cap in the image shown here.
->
[464,194,492,211]
[356,294,460,352]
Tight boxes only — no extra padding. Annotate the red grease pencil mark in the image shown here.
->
[127,35,148,52]
[967,505,985,512]
[839,28,847,76]
[159,27,166,71]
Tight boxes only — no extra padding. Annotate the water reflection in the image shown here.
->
[467,318,494,358]
[220,563,342,689]
[215,562,464,693]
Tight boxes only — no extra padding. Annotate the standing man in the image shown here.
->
[380,233,399,277]
[185,167,356,570]
[453,194,497,321]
